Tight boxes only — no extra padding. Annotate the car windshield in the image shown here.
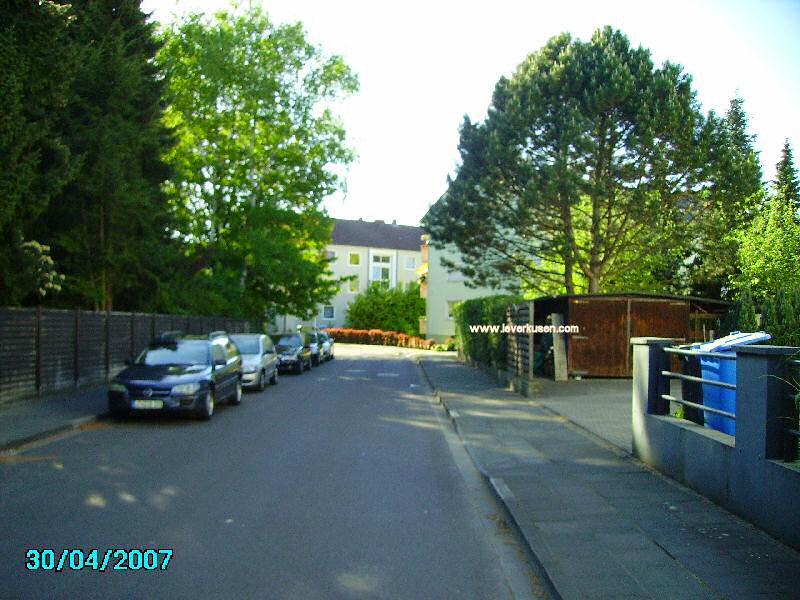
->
[230,336,259,354]
[137,341,209,366]
[276,335,301,350]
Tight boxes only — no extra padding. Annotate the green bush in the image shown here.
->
[453,295,522,369]
[721,285,758,335]
[346,282,425,336]
[763,284,800,346]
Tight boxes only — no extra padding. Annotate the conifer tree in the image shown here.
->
[37,0,176,311]
[775,139,799,214]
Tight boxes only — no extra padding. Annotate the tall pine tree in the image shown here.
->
[775,139,799,214]
[37,0,177,311]
[688,95,764,298]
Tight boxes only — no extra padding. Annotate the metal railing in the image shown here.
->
[660,346,737,423]
[786,359,800,450]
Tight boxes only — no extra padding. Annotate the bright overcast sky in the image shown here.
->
[143,0,800,227]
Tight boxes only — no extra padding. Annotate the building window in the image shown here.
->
[447,301,458,320]
[349,252,360,266]
[322,305,335,320]
[405,256,416,270]
[371,254,391,288]
[348,276,359,293]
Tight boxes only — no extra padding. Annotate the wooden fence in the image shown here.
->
[0,308,251,404]
[505,301,535,379]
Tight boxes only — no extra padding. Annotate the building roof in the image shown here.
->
[331,218,423,251]
[532,292,730,315]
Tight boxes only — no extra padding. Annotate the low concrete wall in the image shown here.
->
[632,338,800,549]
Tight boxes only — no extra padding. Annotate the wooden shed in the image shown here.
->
[531,293,730,377]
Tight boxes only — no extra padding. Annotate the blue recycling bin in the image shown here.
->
[696,331,771,435]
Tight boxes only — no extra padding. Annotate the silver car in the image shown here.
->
[230,334,279,391]
[319,331,335,361]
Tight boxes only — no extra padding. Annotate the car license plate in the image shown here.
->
[132,399,164,410]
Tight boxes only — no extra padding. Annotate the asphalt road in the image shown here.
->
[0,345,539,600]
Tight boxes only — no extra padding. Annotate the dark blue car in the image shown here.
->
[108,333,243,420]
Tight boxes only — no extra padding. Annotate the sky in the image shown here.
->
[143,0,800,227]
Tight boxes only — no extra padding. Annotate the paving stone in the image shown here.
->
[419,356,800,600]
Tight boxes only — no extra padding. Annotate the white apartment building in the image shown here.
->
[272,219,423,332]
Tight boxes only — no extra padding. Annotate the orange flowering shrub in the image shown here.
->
[325,327,435,349]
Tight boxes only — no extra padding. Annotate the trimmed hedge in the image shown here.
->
[325,327,435,350]
[453,294,522,369]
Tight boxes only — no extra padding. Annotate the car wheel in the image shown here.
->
[269,369,278,385]
[198,389,215,420]
[258,370,266,391]
[109,405,127,419]
[304,357,312,371]
[294,360,303,375]
[229,379,242,405]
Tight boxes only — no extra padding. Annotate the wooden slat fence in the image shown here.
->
[0,308,251,404]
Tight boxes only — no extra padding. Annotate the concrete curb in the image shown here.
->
[0,414,104,453]
[416,358,563,600]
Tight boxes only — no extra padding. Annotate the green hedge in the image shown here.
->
[453,295,522,369]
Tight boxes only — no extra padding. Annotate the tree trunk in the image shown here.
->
[564,248,575,294]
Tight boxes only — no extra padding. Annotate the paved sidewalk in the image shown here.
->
[0,387,107,451]
[420,354,800,600]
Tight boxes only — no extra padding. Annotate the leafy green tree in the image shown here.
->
[735,187,800,300]
[775,139,799,214]
[158,7,358,320]
[0,0,75,304]
[424,28,714,295]
[35,0,177,311]
[346,282,426,336]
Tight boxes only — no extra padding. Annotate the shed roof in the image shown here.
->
[531,292,730,316]
[331,218,423,251]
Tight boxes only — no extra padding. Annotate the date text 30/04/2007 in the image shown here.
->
[25,548,173,571]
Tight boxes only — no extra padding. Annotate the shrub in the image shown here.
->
[762,284,800,346]
[721,285,758,335]
[453,294,522,369]
[325,327,435,350]
[346,282,426,336]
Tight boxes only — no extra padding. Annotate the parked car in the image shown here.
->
[108,331,242,420]
[230,333,279,391]
[273,332,312,374]
[318,331,335,361]
[307,331,323,366]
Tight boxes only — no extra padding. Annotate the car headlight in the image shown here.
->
[172,382,201,395]
[109,382,127,393]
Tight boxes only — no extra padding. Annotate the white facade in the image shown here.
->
[315,243,422,329]
[420,241,504,342]
[271,220,423,332]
